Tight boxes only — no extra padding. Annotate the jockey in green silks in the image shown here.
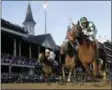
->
[79,16,99,64]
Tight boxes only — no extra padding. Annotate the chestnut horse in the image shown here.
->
[69,22,107,80]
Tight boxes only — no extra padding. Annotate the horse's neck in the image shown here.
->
[77,36,91,49]
[77,36,84,45]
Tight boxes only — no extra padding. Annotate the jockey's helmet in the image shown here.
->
[80,17,88,24]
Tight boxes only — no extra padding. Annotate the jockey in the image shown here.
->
[61,24,78,54]
[45,49,58,66]
[79,17,97,44]
[79,17,99,64]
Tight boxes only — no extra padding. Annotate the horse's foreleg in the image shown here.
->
[92,61,99,76]
[83,63,96,82]
[67,67,73,82]
[62,66,65,81]
[45,74,48,83]
[83,63,94,80]
[83,63,92,75]
[92,60,103,78]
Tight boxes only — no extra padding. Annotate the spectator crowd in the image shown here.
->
[1,53,38,66]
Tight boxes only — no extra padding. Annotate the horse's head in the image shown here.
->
[45,49,50,58]
[69,21,82,43]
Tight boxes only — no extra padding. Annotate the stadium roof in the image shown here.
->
[21,34,59,50]
[1,18,58,50]
[1,18,27,34]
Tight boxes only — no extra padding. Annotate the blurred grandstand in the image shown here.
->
[1,3,62,83]
[1,18,61,83]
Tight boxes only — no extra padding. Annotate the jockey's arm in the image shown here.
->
[85,22,97,40]
[60,39,69,53]
[90,22,97,39]
[48,52,55,61]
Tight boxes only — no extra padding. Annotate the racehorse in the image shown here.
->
[60,41,77,82]
[69,22,107,80]
[38,52,61,84]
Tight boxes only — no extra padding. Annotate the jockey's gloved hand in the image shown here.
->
[82,29,87,34]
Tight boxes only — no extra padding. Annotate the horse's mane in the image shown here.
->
[78,34,91,47]
[71,22,91,47]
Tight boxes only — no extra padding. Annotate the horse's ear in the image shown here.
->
[77,20,80,26]
[72,22,75,26]
[72,22,76,28]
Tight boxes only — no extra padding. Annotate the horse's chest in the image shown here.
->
[43,65,52,73]
[78,45,94,63]
[65,55,75,66]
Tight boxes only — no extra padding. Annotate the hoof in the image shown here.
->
[95,75,104,79]
[58,82,66,85]
[67,79,71,82]
[47,83,51,85]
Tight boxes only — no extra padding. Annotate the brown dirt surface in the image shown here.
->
[1,82,112,89]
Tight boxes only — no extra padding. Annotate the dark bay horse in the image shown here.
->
[69,22,107,80]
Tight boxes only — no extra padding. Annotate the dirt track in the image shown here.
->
[2,82,112,89]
